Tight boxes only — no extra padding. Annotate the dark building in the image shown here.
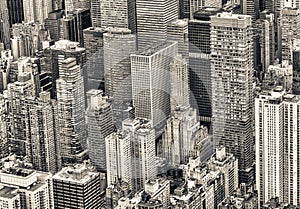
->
[45,10,64,41]
[6,0,24,26]
[293,44,300,94]
[61,9,92,47]
[53,163,104,209]
[83,27,107,90]
[188,8,221,129]
[179,0,190,19]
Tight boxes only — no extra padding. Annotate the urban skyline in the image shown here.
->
[0,0,300,208]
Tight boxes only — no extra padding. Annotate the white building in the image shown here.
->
[0,166,54,209]
[23,0,52,23]
[162,106,201,165]
[106,118,156,192]
[136,0,178,49]
[131,42,178,130]
[255,86,300,205]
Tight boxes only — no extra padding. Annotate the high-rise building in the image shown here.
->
[170,54,190,111]
[90,0,101,27]
[86,89,114,171]
[60,9,92,47]
[56,58,87,165]
[53,162,103,209]
[0,1,10,49]
[256,11,276,75]
[11,22,51,60]
[207,146,239,198]
[136,0,178,49]
[131,42,178,130]
[104,28,136,100]
[255,87,300,205]
[167,19,189,60]
[46,40,86,98]
[106,118,156,192]
[280,8,300,63]
[23,91,62,174]
[241,0,259,20]
[162,106,201,165]
[188,8,221,127]
[23,0,52,23]
[0,94,8,159]
[7,69,37,157]
[64,0,90,14]
[100,0,136,32]
[45,10,64,42]
[83,27,107,90]
[0,163,54,209]
[293,42,300,94]
[6,0,24,26]
[211,13,254,185]
[284,0,300,8]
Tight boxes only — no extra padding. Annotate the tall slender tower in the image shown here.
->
[211,13,254,185]
[90,0,101,27]
[56,58,87,165]
[103,28,136,100]
[188,8,221,127]
[86,89,114,171]
[0,0,10,49]
[255,87,300,206]
[280,8,300,63]
[136,0,178,49]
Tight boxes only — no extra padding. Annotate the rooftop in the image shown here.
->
[0,186,19,199]
[134,41,177,57]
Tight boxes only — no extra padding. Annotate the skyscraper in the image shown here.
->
[241,0,259,20]
[255,87,300,205]
[86,89,114,171]
[90,0,101,27]
[131,42,178,130]
[0,94,8,159]
[83,27,106,90]
[23,91,62,174]
[136,0,178,49]
[0,0,10,49]
[53,162,103,208]
[167,19,189,60]
[293,42,300,94]
[106,118,156,192]
[188,8,221,127]
[103,28,136,100]
[207,146,239,198]
[56,58,87,165]
[23,0,52,23]
[60,9,92,47]
[280,8,300,63]
[162,107,201,165]
[100,0,133,30]
[6,0,24,26]
[47,40,86,98]
[170,54,190,111]
[211,13,254,185]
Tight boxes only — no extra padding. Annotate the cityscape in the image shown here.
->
[0,0,300,208]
